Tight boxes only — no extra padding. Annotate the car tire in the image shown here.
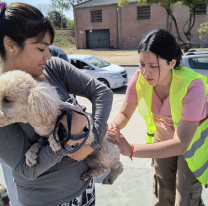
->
[98,78,110,88]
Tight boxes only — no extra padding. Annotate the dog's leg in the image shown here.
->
[102,161,123,185]
[48,134,61,152]
[81,153,105,181]
[25,142,42,167]
[81,166,105,181]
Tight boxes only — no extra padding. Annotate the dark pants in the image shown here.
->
[151,156,204,206]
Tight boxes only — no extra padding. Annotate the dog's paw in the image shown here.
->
[81,172,91,181]
[25,151,38,167]
[49,135,61,152]
[102,176,114,185]
[50,141,61,152]
[25,142,42,167]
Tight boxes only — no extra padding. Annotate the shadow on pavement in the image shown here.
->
[112,85,127,94]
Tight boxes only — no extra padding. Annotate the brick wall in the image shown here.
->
[119,3,166,48]
[74,3,208,49]
[170,3,208,46]
[74,5,118,49]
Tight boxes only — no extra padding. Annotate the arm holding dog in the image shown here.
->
[49,57,113,151]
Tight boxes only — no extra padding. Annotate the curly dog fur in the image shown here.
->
[0,70,123,184]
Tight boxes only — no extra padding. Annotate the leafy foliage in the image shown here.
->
[197,22,208,39]
[50,0,87,10]
[67,18,74,29]
[119,0,208,51]
[47,10,68,28]
[197,22,208,47]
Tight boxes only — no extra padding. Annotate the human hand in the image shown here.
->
[67,144,94,161]
[108,122,119,132]
[107,128,132,157]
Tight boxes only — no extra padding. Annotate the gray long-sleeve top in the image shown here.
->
[0,57,113,206]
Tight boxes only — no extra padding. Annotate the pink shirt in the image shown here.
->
[125,70,208,142]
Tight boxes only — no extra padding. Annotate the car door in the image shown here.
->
[187,57,208,81]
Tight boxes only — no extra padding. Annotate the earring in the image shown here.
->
[10,49,13,52]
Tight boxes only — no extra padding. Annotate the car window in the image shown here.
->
[188,57,208,70]
[84,57,110,68]
[71,59,87,69]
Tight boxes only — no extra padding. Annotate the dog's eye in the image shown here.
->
[3,98,11,103]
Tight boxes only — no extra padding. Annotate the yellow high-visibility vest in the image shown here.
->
[136,66,208,185]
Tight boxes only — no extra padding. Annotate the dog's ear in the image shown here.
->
[27,82,61,127]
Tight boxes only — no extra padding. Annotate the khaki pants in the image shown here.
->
[151,156,205,206]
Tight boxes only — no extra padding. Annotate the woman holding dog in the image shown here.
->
[0,2,113,206]
[108,29,208,206]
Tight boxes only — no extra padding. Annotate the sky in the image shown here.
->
[6,0,74,19]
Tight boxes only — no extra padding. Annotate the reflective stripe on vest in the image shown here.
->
[184,127,208,159]
[136,65,208,185]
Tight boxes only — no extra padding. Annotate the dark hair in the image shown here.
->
[138,29,182,69]
[0,2,55,61]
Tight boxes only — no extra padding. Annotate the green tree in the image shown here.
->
[50,0,87,28]
[66,18,74,29]
[197,22,208,47]
[182,0,208,42]
[119,0,208,52]
[47,10,68,28]
[50,0,87,10]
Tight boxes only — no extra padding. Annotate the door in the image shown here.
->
[86,29,110,49]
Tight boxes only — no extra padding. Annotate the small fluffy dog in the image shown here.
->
[0,70,123,184]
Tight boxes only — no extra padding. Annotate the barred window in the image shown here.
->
[91,10,102,23]
[137,6,150,20]
[196,4,207,15]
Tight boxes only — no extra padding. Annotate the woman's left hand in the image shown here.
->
[67,144,94,161]
[108,128,132,157]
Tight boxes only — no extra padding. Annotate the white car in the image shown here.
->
[181,54,208,82]
[68,55,128,89]
[183,50,208,56]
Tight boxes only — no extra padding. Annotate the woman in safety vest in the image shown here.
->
[108,29,208,206]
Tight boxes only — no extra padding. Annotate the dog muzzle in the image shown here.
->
[53,107,90,154]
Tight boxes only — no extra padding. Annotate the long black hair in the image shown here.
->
[138,29,182,68]
[0,2,55,61]
[138,29,182,85]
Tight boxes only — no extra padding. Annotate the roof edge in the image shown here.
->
[74,0,139,9]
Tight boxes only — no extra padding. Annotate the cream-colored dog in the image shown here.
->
[0,70,123,184]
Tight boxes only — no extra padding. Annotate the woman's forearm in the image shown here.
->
[132,139,186,158]
[113,113,130,130]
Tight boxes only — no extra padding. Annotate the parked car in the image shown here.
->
[183,50,208,56]
[68,55,128,89]
[181,54,208,82]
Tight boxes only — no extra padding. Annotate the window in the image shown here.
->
[137,6,150,20]
[84,57,110,68]
[188,57,208,70]
[71,59,88,69]
[91,10,102,23]
[196,4,207,15]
